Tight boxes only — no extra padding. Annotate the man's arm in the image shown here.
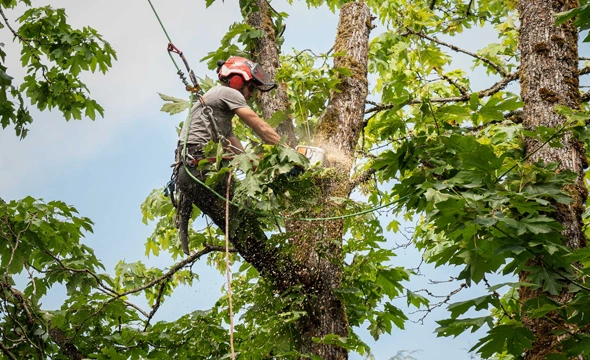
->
[227,135,245,154]
[234,107,280,145]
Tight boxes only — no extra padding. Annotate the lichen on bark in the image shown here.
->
[518,0,588,358]
[285,2,373,359]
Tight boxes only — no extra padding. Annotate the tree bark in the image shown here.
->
[285,3,372,359]
[518,0,587,358]
[247,0,298,147]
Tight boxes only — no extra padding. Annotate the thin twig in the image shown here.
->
[483,276,514,320]
[350,168,377,189]
[73,245,233,339]
[0,7,49,81]
[411,283,466,324]
[5,213,37,279]
[427,100,442,138]
[465,0,474,16]
[365,71,519,114]
[438,71,469,96]
[404,27,508,77]
[143,280,168,331]
[494,121,569,183]
[464,110,523,132]
[0,341,18,360]
[42,250,118,297]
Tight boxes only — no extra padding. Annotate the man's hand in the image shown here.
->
[234,107,281,145]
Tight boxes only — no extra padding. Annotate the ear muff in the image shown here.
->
[228,75,245,91]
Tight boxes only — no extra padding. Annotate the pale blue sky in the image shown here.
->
[0,1,525,359]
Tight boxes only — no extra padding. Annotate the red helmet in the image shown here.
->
[217,56,276,92]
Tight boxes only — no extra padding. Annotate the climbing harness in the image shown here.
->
[145,2,407,355]
[146,2,238,359]
[146,0,410,223]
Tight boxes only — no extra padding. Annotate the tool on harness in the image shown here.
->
[167,43,200,93]
[164,179,177,205]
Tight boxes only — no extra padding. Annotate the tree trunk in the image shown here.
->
[247,0,298,147]
[518,0,587,358]
[285,3,372,359]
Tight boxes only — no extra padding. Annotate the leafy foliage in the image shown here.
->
[556,0,590,41]
[4,0,590,358]
[0,1,116,137]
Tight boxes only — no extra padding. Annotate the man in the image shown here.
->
[175,56,281,255]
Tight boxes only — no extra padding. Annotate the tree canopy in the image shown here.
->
[2,0,590,359]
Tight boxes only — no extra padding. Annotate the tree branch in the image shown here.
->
[410,283,466,324]
[0,281,81,359]
[73,245,236,338]
[350,168,377,189]
[438,71,469,96]
[0,341,18,360]
[403,27,509,77]
[4,213,37,279]
[48,328,86,360]
[143,280,168,331]
[365,71,519,114]
[0,7,49,81]
[464,109,523,132]
[120,245,231,297]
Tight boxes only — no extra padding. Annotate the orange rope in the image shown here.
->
[225,170,236,360]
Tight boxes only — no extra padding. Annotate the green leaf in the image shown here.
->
[436,317,493,338]
[159,93,190,115]
[267,110,289,127]
[447,295,500,319]
[471,324,534,358]
[527,266,564,295]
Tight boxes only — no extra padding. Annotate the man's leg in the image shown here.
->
[177,164,270,259]
[176,191,193,255]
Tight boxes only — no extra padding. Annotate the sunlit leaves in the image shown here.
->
[276,50,344,141]
[201,22,262,70]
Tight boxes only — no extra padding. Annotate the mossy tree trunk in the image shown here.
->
[518,0,588,358]
[247,0,298,147]
[285,3,372,359]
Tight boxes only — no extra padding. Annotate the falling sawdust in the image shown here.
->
[313,141,353,171]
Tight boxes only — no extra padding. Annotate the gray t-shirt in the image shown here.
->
[178,85,249,147]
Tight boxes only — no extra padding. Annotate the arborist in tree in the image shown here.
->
[175,56,281,255]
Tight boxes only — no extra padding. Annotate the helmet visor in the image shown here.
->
[249,63,276,92]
